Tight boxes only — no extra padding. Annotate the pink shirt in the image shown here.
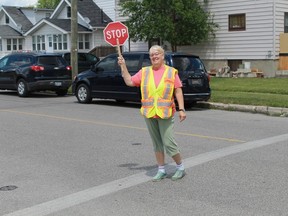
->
[131,65,182,88]
[131,65,182,117]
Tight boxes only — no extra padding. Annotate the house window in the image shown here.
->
[229,14,246,31]
[19,39,23,50]
[63,34,67,49]
[13,39,17,50]
[52,34,68,51]
[5,15,9,24]
[58,35,62,50]
[53,35,58,49]
[285,12,288,33]
[32,35,45,51]
[48,35,52,47]
[41,36,45,50]
[37,36,41,50]
[7,39,11,50]
[7,38,23,51]
[67,7,71,18]
[78,34,90,50]
[85,34,89,49]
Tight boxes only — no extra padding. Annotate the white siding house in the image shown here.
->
[113,0,288,77]
[176,0,288,77]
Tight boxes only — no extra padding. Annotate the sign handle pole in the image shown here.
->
[116,39,121,57]
[116,38,125,72]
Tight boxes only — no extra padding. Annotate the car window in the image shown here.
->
[78,53,87,61]
[37,56,65,66]
[0,56,9,68]
[96,56,116,72]
[13,55,33,66]
[23,56,33,65]
[86,53,98,62]
[142,54,151,67]
[172,56,204,72]
[64,53,70,61]
[123,55,141,71]
[7,55,24,67]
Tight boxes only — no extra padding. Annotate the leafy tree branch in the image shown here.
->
[120,0,218,52]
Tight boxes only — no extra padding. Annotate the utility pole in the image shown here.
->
[71,0,78,78]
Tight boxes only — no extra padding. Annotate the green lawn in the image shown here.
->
[209,78,288,108]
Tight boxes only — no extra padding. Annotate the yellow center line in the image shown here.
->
[0,109,245,143]
[175,132,244,143]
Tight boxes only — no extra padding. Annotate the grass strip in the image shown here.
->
[209,78,288,108]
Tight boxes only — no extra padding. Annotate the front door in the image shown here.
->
[47,35,53,53]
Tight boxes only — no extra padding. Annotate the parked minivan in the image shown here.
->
[72,52,211,107]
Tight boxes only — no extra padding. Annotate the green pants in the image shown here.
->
[144,116,180,157]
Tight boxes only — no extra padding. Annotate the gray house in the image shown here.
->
[0,6,54,57]
[0,0,112,57]
[0,6,33,57]
[24,0,112,54]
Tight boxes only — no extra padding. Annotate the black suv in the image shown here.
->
[0,52,72,97]
[72,52,211,107]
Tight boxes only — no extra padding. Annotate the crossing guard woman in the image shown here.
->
[118,45,186,181]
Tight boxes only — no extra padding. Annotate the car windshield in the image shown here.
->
[172,56,204,72]
[38,56,65,66]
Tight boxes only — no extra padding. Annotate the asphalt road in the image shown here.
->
[1,91,288,216]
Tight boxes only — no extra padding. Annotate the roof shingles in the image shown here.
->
[2,6,33,33]
[0,25,22,38]
[69,0,112,27]
[47,19,92,32]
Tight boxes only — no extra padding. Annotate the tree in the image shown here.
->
[120,0,218,52]
[37,0,61,9]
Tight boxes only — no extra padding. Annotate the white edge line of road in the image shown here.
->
[4,133,288,216]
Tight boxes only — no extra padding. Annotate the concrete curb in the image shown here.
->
[197,102,288,117]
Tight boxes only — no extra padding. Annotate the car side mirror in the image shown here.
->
[91,64,98,71]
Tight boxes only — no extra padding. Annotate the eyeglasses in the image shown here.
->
[149,52,161,57]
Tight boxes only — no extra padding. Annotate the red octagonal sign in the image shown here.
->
[103,21,129,47]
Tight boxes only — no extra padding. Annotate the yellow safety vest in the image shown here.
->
[140,65,177,119]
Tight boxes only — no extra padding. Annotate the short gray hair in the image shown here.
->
[149,45,164,54]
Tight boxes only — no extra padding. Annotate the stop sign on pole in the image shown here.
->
[103,21,129,47]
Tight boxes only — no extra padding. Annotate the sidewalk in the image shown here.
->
[197,102,288,117]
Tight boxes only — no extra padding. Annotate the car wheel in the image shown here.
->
[76,84,92,103]
[56,89,68,96]
[17,79,29,97]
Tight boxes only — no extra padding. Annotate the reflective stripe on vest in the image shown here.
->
[140,65,176,119]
